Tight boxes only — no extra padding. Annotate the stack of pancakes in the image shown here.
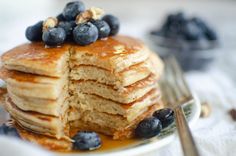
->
[0,36,164,140]
[0,44,70,139]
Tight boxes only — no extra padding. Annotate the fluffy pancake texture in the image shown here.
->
[0,68,68,99]
[1,42,70,77]
[1,35,164,144]
[5,97,68,139]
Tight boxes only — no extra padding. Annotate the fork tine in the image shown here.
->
[168,56,192,99]
[161,58,177,107]
[165,57,183,100]
[160,56,199,156]
[161,56,194,107]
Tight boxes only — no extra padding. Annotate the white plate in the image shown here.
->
[59,94,201,156]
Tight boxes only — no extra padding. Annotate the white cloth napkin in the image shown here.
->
[0,136,52,156]
[152,67,236,156]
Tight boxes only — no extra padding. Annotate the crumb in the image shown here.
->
[229,109,236,121]
[200,102,211,118]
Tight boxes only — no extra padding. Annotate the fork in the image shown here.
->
[160,56,200,156]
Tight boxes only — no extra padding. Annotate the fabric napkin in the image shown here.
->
[0,136,52,156]
[152,67,236,156]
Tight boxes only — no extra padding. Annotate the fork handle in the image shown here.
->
[174,106,200,156]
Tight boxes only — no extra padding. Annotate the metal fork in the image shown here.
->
[160,56,200,156]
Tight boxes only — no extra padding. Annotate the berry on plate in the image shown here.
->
[72,131,101,150]
[135,117,162,138]
[0,124,21,138]
[153,108,175,128]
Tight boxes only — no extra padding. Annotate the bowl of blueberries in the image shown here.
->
[149,12,219,71]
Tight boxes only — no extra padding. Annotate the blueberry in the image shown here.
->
[63,1,85,21]
[102,15,120,36]
[183,21,203,41]
[191,17,218,41]
[135,117,162,138]
[153,108,174,128]
[42,27,66,46]
[205,28,217,40]
[90,19,110,39]
[58,21,76,40]
[191,17,207,30]
[72,131,101,150]
[161,12,187,39]
[25,21,43,41]
[73,22,98,46]
[0,124,20,138]
[57,13,66,22]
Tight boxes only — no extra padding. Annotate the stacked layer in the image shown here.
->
[69,36,164,139]
[0,43,70,139]
[1,36,164,140]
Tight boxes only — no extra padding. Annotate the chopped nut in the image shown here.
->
[200,102,211,118]
[229,109,236,121]
[89,7,104,20]
[76,10,91,24]
[76,7,104,24]
[43,17,58,31]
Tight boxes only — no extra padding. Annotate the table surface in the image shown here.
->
[0,1,236,156]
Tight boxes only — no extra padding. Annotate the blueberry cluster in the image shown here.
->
[25,1,120,46]
[72,131,101,151]
[135,108,174,139]
[151,12,218,41]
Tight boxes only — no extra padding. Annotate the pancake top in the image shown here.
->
[73,35,144,59]
[1,42,70,77]
[1,36,146,77]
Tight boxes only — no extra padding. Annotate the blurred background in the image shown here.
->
[0,0,236,73]
[1,0,236,155]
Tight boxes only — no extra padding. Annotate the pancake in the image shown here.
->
[4,97,69,139]
[1,42,70,77]
[71,89,161,121]
[71,74,158,103]
[8,89,68,116]
[70,57,161,88]
[70,36,150,72]
[0,68,68,99]
[80,106,153,130]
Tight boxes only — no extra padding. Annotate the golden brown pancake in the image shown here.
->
[70,36,150,72]
[71,89,161,121]
[0,67,68,99]
[4,97,67,139]
[1,42,70,77]
[71,74,158,103]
